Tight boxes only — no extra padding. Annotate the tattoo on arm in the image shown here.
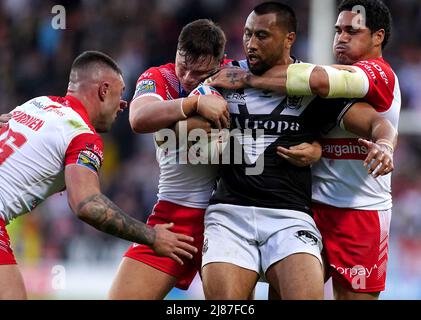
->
[76,194,156,246]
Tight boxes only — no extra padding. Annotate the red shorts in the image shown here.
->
[124,200,205,290]
[0,218,17,265]
[312,203,391,293]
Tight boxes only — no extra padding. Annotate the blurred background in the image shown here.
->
[1,0,420,299]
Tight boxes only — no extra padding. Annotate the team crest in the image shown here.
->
[286,96,303,110]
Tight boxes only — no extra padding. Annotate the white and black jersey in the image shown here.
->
[210,59,356,215]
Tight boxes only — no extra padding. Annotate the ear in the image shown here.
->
[373,29,385,48]
[220,54,227,66]
[285,32,296,49]
[98,82,110,102]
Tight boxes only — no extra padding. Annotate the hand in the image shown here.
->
[185,115,213,134]
[205,67,250,90]
[276,141,322,167]
[196,95,230,130]
[151,223,198,265]
[0,113,12,129]
[359,138,394,178]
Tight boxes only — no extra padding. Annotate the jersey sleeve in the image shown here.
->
[132,67,167,102]
[309,97,357,135]
[65,133,104,174]
[353,59,395,112]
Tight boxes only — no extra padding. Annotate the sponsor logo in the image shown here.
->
[295,230,318,245]
[202,238,208,255]
[321,138,368,160]
[133,79,157,99]
[44,105,65,116]
[77,149,101,172]
[85,143,104,161]
[226,92,246,104]
[232,115,300,134]
[358,60,389,85]
[330,264,378,290]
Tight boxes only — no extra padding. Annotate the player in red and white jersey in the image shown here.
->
[108,19,230,299]
[277,0,399,299]
[206,0,398,300]
[310,1,399,299]
[0,51,196,299]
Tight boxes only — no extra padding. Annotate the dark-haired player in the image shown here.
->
[0,51,197,299]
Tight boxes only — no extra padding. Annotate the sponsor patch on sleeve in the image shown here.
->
[76,149,101,173]
[133,79,157,100]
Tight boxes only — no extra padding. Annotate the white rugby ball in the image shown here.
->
[187,83,228,164]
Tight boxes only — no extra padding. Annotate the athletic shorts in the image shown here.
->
[0,218,17,265]
[312,202,391,293]
[202,203,323,279]
[124,200,205,290]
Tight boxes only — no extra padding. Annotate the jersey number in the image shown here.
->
[0,127,28,165]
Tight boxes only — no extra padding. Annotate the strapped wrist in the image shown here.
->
[376,139,394,153]
[179,98,187,119]
[286,63,316,96]
[196,95,201,114]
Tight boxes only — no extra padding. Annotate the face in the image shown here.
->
[243,12,293,75]
[175,51,221,93]
[333,11,383,65]
[97,73,126,133]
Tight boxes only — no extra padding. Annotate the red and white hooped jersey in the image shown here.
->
[132,63,218,209]
[0,95,103,224]
[312,57,401,210]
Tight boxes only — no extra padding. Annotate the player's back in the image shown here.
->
[0,96,94,223]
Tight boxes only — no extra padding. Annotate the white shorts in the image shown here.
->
[202,203,323,279]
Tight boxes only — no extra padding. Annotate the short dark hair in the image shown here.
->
[177,19,226,65]
[253,2,297,33]
[71,50,122,75]
[338,0,392,49]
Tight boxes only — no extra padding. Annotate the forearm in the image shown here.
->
[286,64,368,98]
[243,64,327,96]
[370,118,397,148]
[76,193,155,246]
[129,96,199,133]
[246,72,288,92]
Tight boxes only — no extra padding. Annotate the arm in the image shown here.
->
[65,164,197,265]
[129,95,197,133]
[0,113,11,129]
[174,115,213,136]
[342,102,397,177]
[207,64,368,99]
[129,95,230,133]
[276,141,322,167]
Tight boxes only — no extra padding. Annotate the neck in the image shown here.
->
[357,46,383,62]
[66,90,97,125]
[277,54,294,66]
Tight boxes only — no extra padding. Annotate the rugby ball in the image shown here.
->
[187,83,228,164]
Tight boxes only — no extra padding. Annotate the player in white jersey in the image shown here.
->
[0,51,196,299]
[202,2,396,300]
[208,0,398,300]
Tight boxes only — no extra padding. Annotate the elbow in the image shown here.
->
[129,113,149,133]
[310,67,330,97]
